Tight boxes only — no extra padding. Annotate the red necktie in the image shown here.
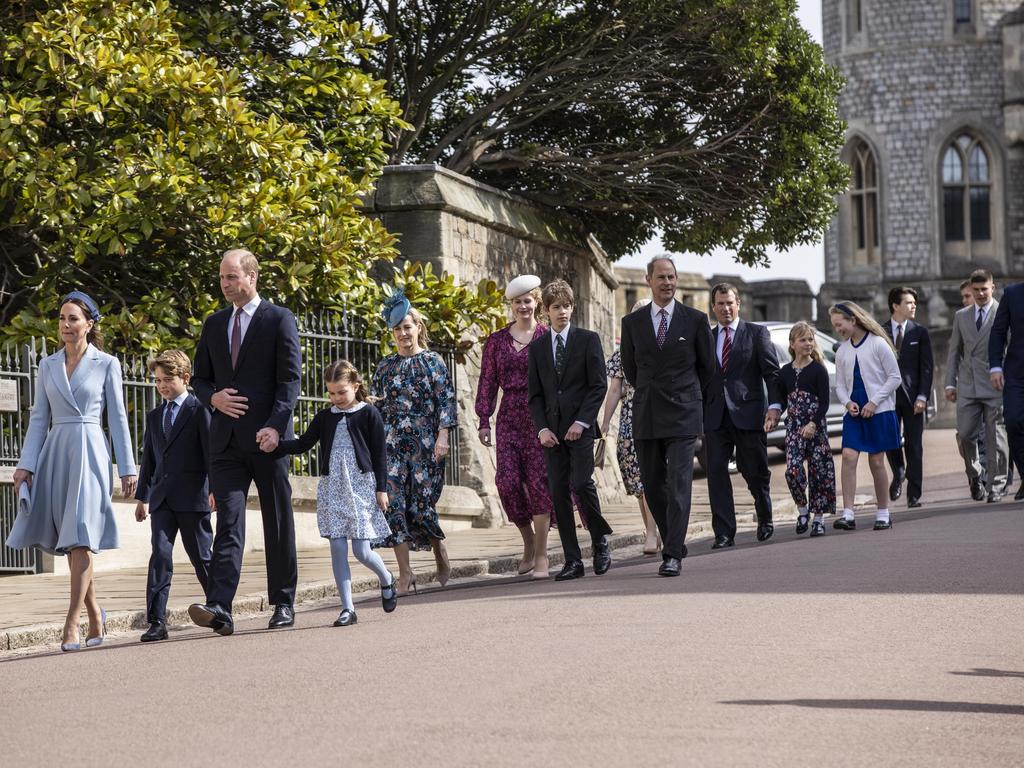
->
[721,326,732,371]
[230,308,243,368]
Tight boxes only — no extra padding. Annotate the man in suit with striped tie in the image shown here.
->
[620,257,715,576]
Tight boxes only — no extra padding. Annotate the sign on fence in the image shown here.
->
[0,379,17,412]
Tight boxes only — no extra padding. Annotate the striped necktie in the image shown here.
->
[721,326,732,371]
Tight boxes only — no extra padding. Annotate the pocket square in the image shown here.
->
[909,341,918,345]
[18,482,31,516]
[678,336,686,341]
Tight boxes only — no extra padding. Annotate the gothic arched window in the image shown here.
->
[849,140,880,266]
[941,132,993,259]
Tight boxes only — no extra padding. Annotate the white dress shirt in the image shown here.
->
[539,323,589,435]
[227,295,262,346]
[650,301,674,337]
[163,390,189,428]
[715,318,780,412]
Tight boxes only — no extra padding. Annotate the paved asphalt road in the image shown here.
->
[3,484,1022,766]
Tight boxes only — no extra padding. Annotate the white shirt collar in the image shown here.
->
[331,402,366,414]
[167,391,189,409]
[977,302,991,316]
[719,318,740,333]
[235,294,262,317]
[552,323,571,341]
[892,318,906,333]
[650,301,674,322]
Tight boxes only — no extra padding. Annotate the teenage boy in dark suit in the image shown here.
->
[135,350,213,642]
[528,279,613,580]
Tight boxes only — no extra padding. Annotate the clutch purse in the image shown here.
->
[594,437,607,468]
[18,481,32,516]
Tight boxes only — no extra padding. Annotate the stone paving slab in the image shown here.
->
[0,493,796,651]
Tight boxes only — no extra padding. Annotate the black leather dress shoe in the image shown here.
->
[140,621,168,642]
[711,535,734,549]
[554,560,585,581]
[889,467,905,502]
[658,557,681,577]
[1015,486,1024,501]
[795,515,809,535]
[188,603,234,636]
[381,574,398,613]
[592,537,611,575]
[907,497,922,508]
[333,609,357,627]
[756,522,775,542]
[833,517,856,530]
[268,604,295,628]
[970,477,985,501]
[987,490,1003,504]
[873,518,892,530]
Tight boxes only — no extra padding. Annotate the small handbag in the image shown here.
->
[593,436,607,468]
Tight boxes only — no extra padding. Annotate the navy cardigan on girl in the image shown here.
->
[276,403,388,492]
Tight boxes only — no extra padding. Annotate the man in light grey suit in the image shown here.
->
[945,269,1008,503]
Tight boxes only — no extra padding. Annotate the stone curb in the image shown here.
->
[1,502,795,652]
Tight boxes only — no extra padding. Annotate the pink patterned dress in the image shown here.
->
[475,324,558,528]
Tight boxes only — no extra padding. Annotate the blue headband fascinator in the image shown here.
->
[61,291,101,322]
[382,288,412,328]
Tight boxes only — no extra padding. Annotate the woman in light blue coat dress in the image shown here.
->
[8,293,137,650]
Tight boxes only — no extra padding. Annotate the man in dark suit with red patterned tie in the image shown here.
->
[703,283,781,549]
[620,257,715,576]
[188,249,302,635]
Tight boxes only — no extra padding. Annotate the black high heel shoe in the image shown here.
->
[381,573,398,613]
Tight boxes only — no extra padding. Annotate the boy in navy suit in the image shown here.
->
[527,279,613,580]
[135,350,213,642]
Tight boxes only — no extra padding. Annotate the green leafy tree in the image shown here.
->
[0,0,503,352]
[331,0,849,262]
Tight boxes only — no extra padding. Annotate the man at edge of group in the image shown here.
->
[702,283,781,548]
[989,280,1024,500]
[945,268,1008,504]
[882,286,933,509]
[620,256,715,577]
[188,249,302,635]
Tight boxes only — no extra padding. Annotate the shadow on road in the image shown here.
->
[721,698,1024,716]
[949,668,1024,679]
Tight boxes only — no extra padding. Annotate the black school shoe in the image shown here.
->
[833,517,856,530]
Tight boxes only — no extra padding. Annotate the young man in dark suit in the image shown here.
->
[989,280,1024,500]
[703,282,781,548]
[527,279,613,580]
[189,249,302,635]
[620,257,715,576]
[883,286,934,508]
[135,350,213,642]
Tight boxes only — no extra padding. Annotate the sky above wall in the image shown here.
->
[616,1,828,292]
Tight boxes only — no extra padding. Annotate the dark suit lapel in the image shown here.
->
[152,405,168,453]
[233,301,269,372]
[658,303,686,353]
[557,327,574,383]
[163,396,195,450]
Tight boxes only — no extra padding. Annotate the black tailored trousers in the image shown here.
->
[705,410,772,539]
[543,432,612,563]
[207,435,297,611]
[636,436,697,560]
[886,395,925,500]
[146,506,212,623]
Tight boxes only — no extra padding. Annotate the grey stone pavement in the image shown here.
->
[1,429,1022,766]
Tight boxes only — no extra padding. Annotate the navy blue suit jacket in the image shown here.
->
[990,282,1024,385]
[135,394,212,513]
[527,325,607,438]
[192,301,301,454]
[882,318,934,406]
[704,320,780,433]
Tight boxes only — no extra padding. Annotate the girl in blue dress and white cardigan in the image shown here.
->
[829,302,903,531]
[272,360,397,627]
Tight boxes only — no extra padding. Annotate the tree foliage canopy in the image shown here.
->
[335,0,849,262]
[0,0,503,353]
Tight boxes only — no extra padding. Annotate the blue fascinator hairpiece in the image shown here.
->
[382,288,412,328]
[61,291,101,322]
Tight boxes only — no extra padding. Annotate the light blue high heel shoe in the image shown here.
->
[85,608,106,648]
[60,638,81,652]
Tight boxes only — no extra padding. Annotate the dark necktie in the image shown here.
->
[894,324,903,357]
[230,308,243,368]
[656,309,668,348]
[555,333,566,377]
[976,308,984,331]
[163,401,175,436]
[721,326,732,371]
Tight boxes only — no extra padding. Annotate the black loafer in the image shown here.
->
[873,519,892,530]
[333,609,357,627]
[268,604,294,629]
[188,603,234,636]
[756,522,775,542]
[381,574,398,613]
[140,621,168,642]
[711,535,734,549]
[833,517,856,530]
[970,478,985,501]
[796,515,809,535]
[907,497,922,508]
[987,490,1003,504]
[592,537,611,575]
[554,560,584,581]
[888,468,905,502]
[658,557,681,577]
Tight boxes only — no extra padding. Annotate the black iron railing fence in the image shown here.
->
[0,310,460,573]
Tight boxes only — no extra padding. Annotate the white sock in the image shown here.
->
[842,508,855,521]
[798,506,809,517]
[813,513,824,522]
[875,508,890,523]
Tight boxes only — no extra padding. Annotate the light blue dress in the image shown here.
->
[6,344,136,555]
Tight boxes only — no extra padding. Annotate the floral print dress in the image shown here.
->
[475,324,557,528]
[371,350,457,550]
[606,351,644,498]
